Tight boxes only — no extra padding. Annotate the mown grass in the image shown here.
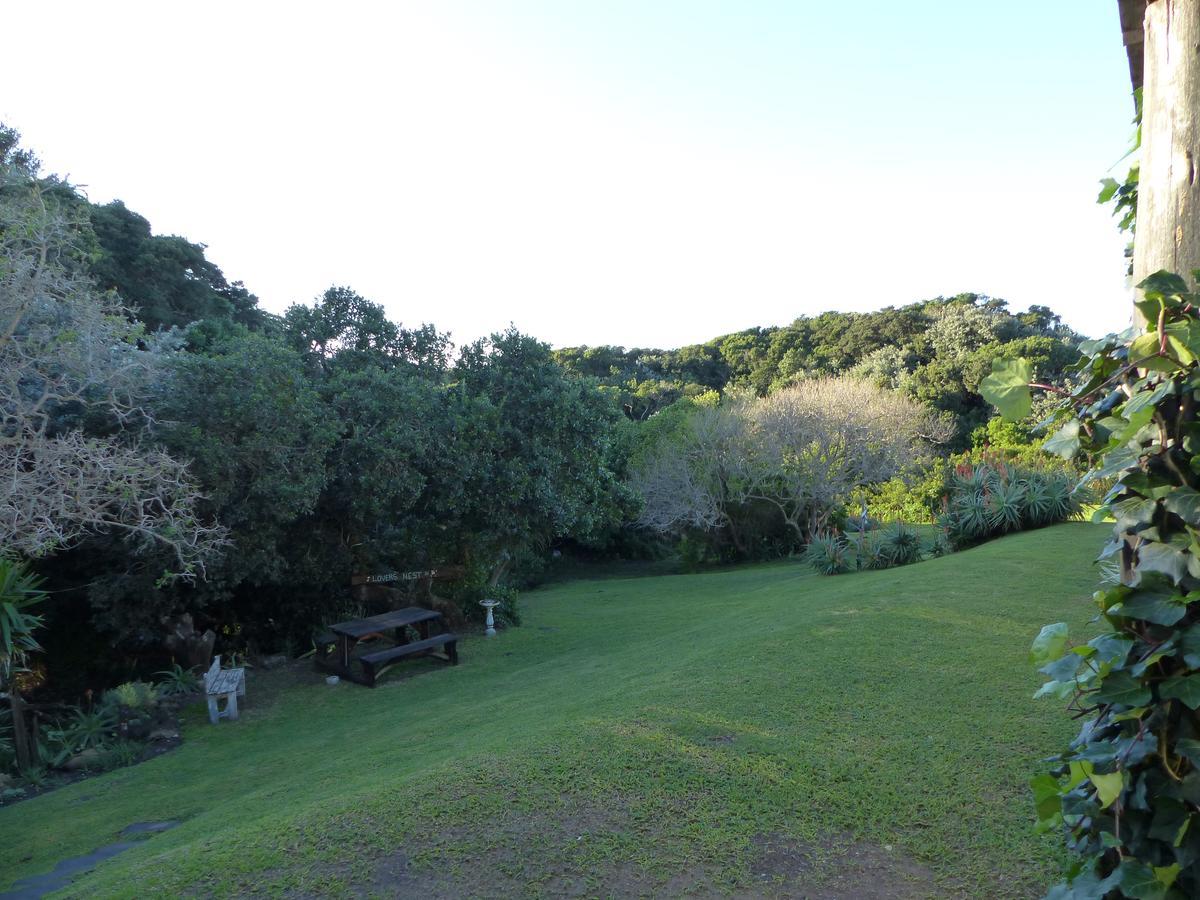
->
[0,524,1106,897]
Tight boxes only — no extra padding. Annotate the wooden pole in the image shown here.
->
[8,691,31,772]
[1133,1,1200,289]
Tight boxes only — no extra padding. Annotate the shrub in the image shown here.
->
[155,664,199,696]
[923,530,952,558]
[63,707,115,752]
[858,538,894,571]
[101,681,159,712]
[448,567,522,628]
[939,461,1079,549]
[877,523,923,567]
[987,476,1026,533]
[852,466,945,525]
[803,533,853,575]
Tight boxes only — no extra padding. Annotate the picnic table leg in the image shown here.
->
[207,695,220,725]
[393,625,410,646]
[340,634,353,672]
[416,619,430,640]
[226,691,239,721]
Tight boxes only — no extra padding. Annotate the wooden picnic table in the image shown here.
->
[315,607,458,687]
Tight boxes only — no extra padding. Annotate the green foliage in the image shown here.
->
[446,566,522,628]
[853,467,944,524]
[1097,88,1141,274]
[59,706,115,753]
[155,664,199,696]
[979,357,1033,421]
[0,559,45,683]
[101,681,158,711]
[1019,272,1200,897]
[558,294,1081,450]
[857,536,894,571]
[452,328,634,578]
[937,461,1079,550]
[89,200,265,331]
[803,533,853,575]
[877,523,924,567]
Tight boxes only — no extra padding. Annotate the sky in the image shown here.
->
[3,1,1136,349]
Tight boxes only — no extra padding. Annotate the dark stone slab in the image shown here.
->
[0,821,178,899]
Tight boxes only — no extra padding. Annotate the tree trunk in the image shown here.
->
[8,691,31,771]
[1134,1,1200,291]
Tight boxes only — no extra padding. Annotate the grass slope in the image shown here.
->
[0,525,1106,898]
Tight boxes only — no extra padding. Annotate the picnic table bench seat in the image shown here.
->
[359,633,459,686]
[315,607,459,687]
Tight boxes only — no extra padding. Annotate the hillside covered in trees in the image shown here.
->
[555,298,1082,447]
[1,122,1083,698]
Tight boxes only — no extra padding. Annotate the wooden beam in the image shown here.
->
[1118,0,1150,92]
[1133,1,1200,292]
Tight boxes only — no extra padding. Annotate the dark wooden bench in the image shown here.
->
[359,633,459,687]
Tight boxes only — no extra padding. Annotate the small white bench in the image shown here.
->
[204,656,245,724]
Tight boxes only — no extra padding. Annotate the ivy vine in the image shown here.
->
[983,271,1200,898]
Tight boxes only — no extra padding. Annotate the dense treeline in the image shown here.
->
[555,298,1081,447]
[1,126,631,696]
[1,122,1081,699]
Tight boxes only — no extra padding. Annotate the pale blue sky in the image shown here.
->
[4,1,1134,347]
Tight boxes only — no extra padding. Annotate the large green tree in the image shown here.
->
[89,200,263,331]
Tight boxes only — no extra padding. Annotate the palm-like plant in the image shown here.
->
[987,477,1027,532]
[0,559,46,683]
[155,663,200,696]
[1020,476,1055,526]
[880,522,923,565]
[803,533,853,575]
[952,491,991,539]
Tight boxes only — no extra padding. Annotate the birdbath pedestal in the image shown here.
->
[480,599,500,636]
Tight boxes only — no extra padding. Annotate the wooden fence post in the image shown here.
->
[8,690,32,772]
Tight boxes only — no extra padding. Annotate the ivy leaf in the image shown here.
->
[1098,178,1120,204]
[980,357,1032,421]
[1114,731,1158,767]
[1088,768,1125,809]
[1139,270,1191,297]
[1129,331,1166,365]
[1177,739,1200,768]
[1034,680,1076,701]
[1045,859,1120,899]
[1148,799,1189,844]
[1180,623,1200,668]
[1160,675,1200,709]
[1088,632,1134,669]
[1094,671,1152,707]
[1116,858,1168,899]
[1043,421,1082,459]
[1031,622,1069,667]
[1122,380,1175,418]
[1164,487,1200,525]
[1137,542,1191,585]
[1040,653,1083,682]
[1117,589,1188,626]
[1031,773,1062,830]
[1153,865,1181,890]
[1110,497,1159,533]
[1084,447,1141,486]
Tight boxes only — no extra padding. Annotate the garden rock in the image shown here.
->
[63,749,102,772]
[258,653,289,670]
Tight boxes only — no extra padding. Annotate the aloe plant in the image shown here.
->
[0,558,45,682]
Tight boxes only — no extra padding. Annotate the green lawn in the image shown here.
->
[1,525,1106,898]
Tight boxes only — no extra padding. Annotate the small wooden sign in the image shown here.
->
[350,565,465,587]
